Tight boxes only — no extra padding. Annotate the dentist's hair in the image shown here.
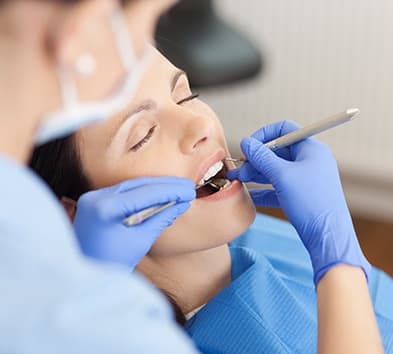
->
[30,136,187,325]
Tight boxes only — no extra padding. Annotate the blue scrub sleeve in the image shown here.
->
[0,155,198,354]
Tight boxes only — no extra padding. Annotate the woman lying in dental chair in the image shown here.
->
[30,46,393,353]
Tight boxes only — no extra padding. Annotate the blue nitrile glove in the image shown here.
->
[73,176,195,269]
[227,120,370,284]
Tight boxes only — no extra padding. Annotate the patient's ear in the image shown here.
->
[61,197,77,222]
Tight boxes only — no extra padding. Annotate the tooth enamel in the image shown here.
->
[198,161,224,185]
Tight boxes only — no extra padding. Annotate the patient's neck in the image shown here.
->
[137,245,231,315]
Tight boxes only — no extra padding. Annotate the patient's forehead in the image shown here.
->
[120,47,178,105]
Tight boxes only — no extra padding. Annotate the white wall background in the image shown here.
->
[202,0,393,221]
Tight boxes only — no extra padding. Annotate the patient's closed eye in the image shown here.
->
[129,93,200,152]
[129,125,157,152]
[176,93,199,105]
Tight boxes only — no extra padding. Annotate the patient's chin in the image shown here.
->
[147,194,256,258]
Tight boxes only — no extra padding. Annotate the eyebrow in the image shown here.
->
[128,99,157,117]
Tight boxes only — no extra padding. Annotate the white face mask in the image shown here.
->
[35,9,151,145]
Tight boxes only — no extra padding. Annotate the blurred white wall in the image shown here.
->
[202,0,393,221]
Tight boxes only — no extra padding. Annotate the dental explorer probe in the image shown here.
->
[123,108,359,226]
[226,108,359,162]
[123,182,216,226]
[123,201,177,226]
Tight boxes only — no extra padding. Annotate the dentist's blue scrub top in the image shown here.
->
[0,156,197,354]
[185,214,393,353]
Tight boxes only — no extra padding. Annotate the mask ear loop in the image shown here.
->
[56,63,78,113]
[56,7,134,116]
[100,7,154,114]
[109,9,137,70]
[57,7,144,114]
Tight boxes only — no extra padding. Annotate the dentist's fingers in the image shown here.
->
[226,161,268,183]
[227,136,288,184]
[118,183,195,214]
[241,137,287,182]
[251,120,300,160]
[249,189,280,208]
[251,120,300,141]
[141,201,191,231]
[81,181,196,222]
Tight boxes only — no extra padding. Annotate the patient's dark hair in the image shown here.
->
[30,136,186,325]
[31,135,90,200]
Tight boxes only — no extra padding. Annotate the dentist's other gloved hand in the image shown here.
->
[227,121,370,284]
[73,177,195,269]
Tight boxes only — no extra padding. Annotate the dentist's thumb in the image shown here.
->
[241,136,284,183]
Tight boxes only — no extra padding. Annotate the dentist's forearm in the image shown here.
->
[317,265,383,354]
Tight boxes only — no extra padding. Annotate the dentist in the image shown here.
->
[0,0,197,353]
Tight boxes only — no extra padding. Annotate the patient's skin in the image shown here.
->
[74,47,256,313]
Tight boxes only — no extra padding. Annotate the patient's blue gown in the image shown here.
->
[184,213,393,353]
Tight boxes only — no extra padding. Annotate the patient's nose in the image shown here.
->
[180,113,214,154]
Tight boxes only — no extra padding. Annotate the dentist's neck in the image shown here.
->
[137,245,231,316]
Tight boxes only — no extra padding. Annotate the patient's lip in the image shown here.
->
[195,150,226,185]
[197,179,242,202]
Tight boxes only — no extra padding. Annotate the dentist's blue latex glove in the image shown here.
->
[227,120,370,284]
[73,177,195,269]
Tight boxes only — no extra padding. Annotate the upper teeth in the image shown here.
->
[198,161,224,185]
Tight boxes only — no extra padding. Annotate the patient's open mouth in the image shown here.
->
[196,160,231,198]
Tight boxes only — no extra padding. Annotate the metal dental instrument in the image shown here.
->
[124,108,359,227]
[123,180,220,226]
[123,201,177,226]
[225,157,245,163]
[225,108,359,163]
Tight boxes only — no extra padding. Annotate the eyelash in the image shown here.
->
[129,125,157,152]
[129,93,200,152]
[176,93,200,105]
